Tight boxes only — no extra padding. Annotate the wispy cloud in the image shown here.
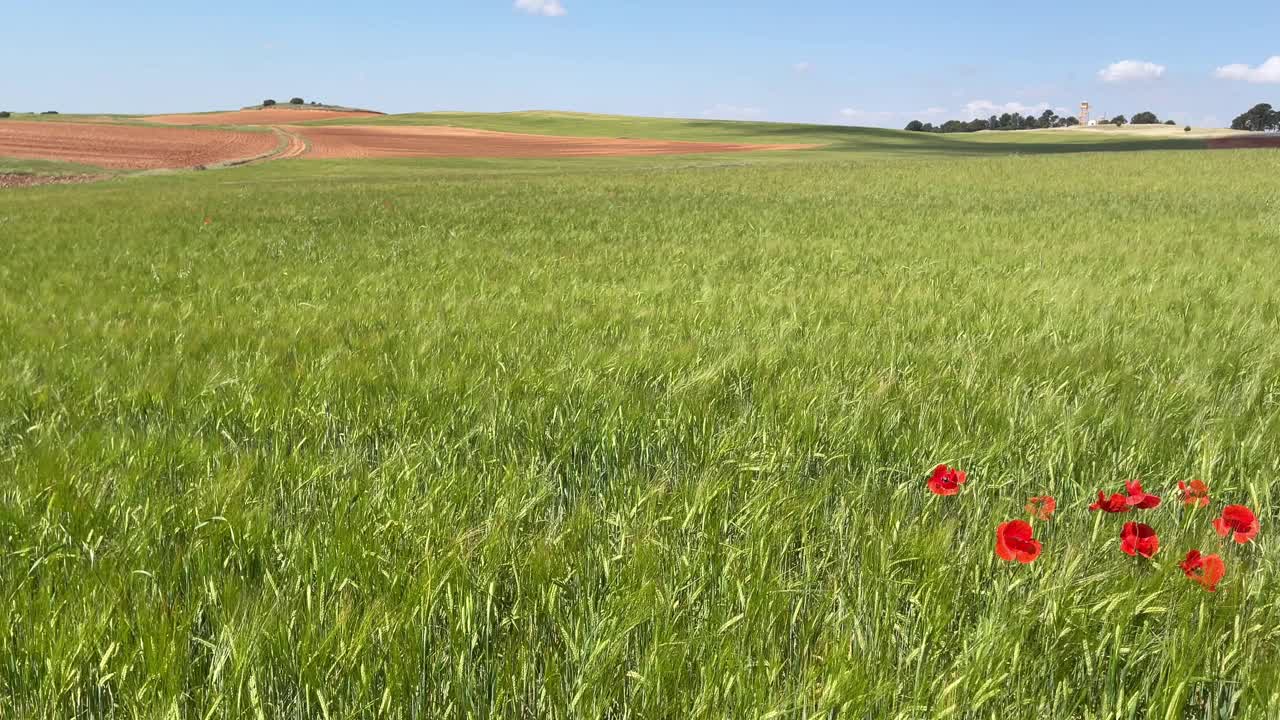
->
[1214,57,1280,84]
[839,107,946,121]
[1098,60,1166,83]
[514,0,567,17]
[702,104,764,120]
[792,61,813,73]
[962,100,1052,118]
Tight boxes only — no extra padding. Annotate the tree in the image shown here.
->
[262,99,277,106]
[905,120,925,132]
[998,113,1014,130]
[988,115,999,130]
[1111,115,1127,126]
[1164,120,1176,126]
[1230,103,1280,132]
[1131,111,1159,125]
[289,97,305,105]
[1039,109,1057,128]
[0,111,10,119]
[921,123,936,133]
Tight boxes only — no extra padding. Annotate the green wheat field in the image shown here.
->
[2,115,1279,718]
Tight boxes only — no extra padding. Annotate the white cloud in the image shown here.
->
[514,0,567,17]
[1214,57,1280,84]
[839,109,892,121]
[793,62,813,73]
[702,104,764,120]
[962,100,1052,118]
[1098,60,1166,83]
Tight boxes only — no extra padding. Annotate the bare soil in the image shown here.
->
[1206,135,1280,149]
[0,122,278,170]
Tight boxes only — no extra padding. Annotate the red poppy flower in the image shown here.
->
[1180,550,1226,592]
[1213,505,1259,544]
[1178,480,1209,508]
[1124,480,1161,509]
[1089,491,1130,513]
[927,464,967,496]
[1120,522,1159,558]
[995,520,1042,564]
[1026,496,1056,521]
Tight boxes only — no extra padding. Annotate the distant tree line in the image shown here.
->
[1231,103,1280,132]
[906,109,1177,133]
[910,103,1280,133]
[905,110,1077,133]
[262,98,326,108]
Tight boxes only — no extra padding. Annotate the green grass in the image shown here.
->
[0,156,112,176]
[2,128,1279,718]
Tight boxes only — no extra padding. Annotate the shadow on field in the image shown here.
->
[300,112,1223,158]
[728,124,1213,156]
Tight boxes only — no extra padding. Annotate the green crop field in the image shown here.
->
[302,110,1215,156]
[2,117,1278,718]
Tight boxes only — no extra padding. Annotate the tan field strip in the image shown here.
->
[144,108,382,125]
[288,124,818,159]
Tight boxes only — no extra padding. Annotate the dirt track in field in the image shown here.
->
[289,124,817,159]
[271,127,308,159]
[145,108,382,125]
[0,122,279,170]
[1207,135,1280,149]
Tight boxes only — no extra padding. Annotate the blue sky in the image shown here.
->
[2,1,1277,127]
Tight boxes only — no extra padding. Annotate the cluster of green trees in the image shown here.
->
[907,110,1178,134]
[262,98,310,107]
[1115,113,1180,126]
[1230,103,1280,132]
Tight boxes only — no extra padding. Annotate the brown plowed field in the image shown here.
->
[0,122,279,169]
[290,125,817,159]
[1207,135,1280,149]
[145,109,382,125]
